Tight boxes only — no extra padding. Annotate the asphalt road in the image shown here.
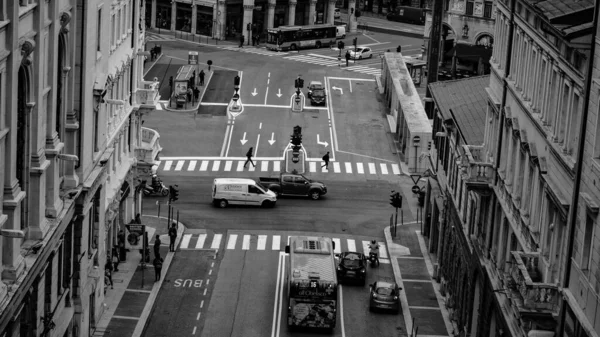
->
[142,30,420,337]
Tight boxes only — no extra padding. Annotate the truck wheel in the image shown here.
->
[218,199,228,208]
[310,190,321,200]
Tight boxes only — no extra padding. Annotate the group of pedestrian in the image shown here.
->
[151,222,178,282]
[105,247,121,289]
[242,147,331,172]
[185,70,205,105]
[149,45,162,61]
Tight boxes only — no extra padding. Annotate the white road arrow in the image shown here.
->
[268,132,276,145]
[332,86,343,95]
[317,134,329,147]
[251,88,258,96]
[276,88,282,98]
[240,132,248,145]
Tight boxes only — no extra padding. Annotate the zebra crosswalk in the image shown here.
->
[283,54,382,76]
[217,45,290,56]
[178,232,390,263]
[157,159,402,176]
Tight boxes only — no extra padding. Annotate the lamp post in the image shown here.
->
[413,136,421,172]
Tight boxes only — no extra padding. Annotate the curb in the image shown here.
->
[337,19,424,38]
[384,225,413,333]
[132,216,187,337]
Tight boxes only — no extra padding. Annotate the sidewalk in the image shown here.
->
[92,215,186,337]
[337,9,425,37]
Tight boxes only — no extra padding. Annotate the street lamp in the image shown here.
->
[413,136,421,172]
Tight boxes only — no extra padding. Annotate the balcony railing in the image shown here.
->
[134,80,160,108]
[136,127,162,164]
[508,251,559,313]
[461,145,494,187]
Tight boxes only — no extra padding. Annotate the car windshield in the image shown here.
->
[300,174,312,182]
[375,287,395,296]
[311,83,324,90]
[341,254,363,267]
[256,181,268,191]
[356,48,365,53]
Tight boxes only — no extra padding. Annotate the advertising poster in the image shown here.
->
[289,300,336,328]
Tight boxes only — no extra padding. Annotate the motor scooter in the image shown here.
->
[143,175,169,197]
[369,252,379,267]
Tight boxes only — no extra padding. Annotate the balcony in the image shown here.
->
[461,145,494,193]
[508,252,559,313]
[135,127,162,165]
[134,80,160,110]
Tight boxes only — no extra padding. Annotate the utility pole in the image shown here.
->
[424,0,444,119]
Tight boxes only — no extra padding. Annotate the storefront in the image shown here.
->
[226,4,243,37]
[156,0,172,29]
[196,5,214,36]
[275,4,287,27]
[316,0,326,23]
[176,5,193,32]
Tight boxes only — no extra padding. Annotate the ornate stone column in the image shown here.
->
[348,0,357,32]
[191,4,198,34]
[171,1,177,32]
[326,0,336,24]
[218,0,227,40]
[243,0,255,45]
[151,0,157,28]
[309,0,317,24]
[267,0,276,29]
[288,0,297,26]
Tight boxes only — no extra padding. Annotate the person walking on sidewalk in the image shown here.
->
[199,70,205,86]
[169,223,177,252]
[244,147,255,168]
[345,50,351,67]
[154,234,161,259]
[239,34,244,48]
[153,256,164,282]
[112,247,120,272]
[321,151,330,170]
[105,258,114,289]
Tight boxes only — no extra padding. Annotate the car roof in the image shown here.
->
[356,46,369,49]
[341,251,365,258]
[375,281,397,288]
[214,178,256,185]
[309,80,323,85]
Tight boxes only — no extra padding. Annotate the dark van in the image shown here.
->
[386,6,426,25]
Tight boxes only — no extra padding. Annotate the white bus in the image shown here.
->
[266,25,337,52]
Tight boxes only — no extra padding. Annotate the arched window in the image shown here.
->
[476,34,494,48]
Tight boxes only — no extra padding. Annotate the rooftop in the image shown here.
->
[428,76,490,145]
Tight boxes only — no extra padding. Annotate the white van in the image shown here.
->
[212,178,277,208]
[336,25,346,39]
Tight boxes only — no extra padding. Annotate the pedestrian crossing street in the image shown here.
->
[178,232,390,263]
[158,159,402,176]
[217,45,290,56]
[283,54,382,76]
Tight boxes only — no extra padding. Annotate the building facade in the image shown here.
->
[0,0,160,336]
[143,0,345,41]
[423,0,599,336]
[423,0,495,75]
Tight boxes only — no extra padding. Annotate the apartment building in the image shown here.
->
[0,1,160,336]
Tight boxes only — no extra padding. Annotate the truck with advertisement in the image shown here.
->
[285,236,338,330]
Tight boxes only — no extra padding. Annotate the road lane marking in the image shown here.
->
[333,238,341,254]
[193,326,197,334]
[196,312,201,320]
[257,235,267,250]
[180,234,192,249]
[339,286,346,337]
[272,235,281,250]
[273,161,280,172]
[196,234,207,249]
[249,162,256,171]
[227,234,238,249]
[344,162,352,173]
[174,160,184,171]
[199,160,209,171]
[309,161,317,172]
[242,235,251,250]
[379,242,388,259]
[261,161,268,171]
[211,234,222,249]
[347,239,356,252]
[112,315,140,320]
[236,161,244,171]
[224,160,233,171]
[164,160,173,171]
[333,162,341,173]
[212,160,221,171]
[188,160,197,171]
[272,253,284,337]
[380,163,388,174]
[392,163,401,175]
[362,241,370,256]
[321,163,328,172]
[356,162,364,174]
[368,162,376,174]
[326,76,376,81]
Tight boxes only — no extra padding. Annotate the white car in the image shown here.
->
[334,8,341,19]
[349,46,373,60]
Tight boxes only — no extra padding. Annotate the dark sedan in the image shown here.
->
[336,252,367,285]
[369,281,401,313]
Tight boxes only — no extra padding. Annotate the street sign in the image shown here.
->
[125,224,146,250]
[411,185,421,194]
[188,51,199,65]
[410,174,421,185]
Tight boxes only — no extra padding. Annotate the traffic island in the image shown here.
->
[284,147,305,174]
[291,93,304,112]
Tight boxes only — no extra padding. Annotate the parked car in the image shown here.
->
[334,8,341,19]
[336,252,367,285]
[307,81,327,105]
[386,6,426,25]
[349,46,373,60]
[212,178,277,208]
[369,281,401,313]
[259,173,327,200]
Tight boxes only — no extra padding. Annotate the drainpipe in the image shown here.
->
[76,0,86,169]
[561,1,599,334]
[494,0,516,186]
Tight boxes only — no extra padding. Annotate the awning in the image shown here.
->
[446,44,493,63]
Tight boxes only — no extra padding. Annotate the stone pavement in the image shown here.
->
[92,215,186,337]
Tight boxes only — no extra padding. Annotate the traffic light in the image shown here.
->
[390,191,402,208]
[396,45,402,53]
[169,76,173,87]
[291,134,302,146]
[234,75,241,86]
[298,78,304,88]
[247,23,252,31]
[338,40,345,50]
[353,37,357,47]
[293,125,302,136]
[169,185,179,202]
[427,141,431,151]
[351,7,354,14]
